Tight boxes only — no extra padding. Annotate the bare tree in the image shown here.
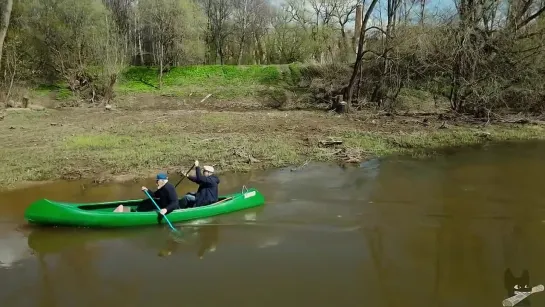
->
[370,0,403,108]
[283,0,312,28]
[139,0,205,86]
[207,0,233,64]
[232,0,269,64]
[102,0,138,62]
[447,0,545,112]
[344,0,380,105]
[0,0,13,71]
[249,0,272,64]
[332,0,359,61]
[419,0,426,25]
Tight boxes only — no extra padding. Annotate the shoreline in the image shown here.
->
[1,104,544,192]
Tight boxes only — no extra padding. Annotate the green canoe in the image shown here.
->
[24,187,265,228]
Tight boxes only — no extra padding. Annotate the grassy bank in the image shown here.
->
[28,64,446,113]
[30,65,304,110]
[117,65,289,98]
[1,105,544,190]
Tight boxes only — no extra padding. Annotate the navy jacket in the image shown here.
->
[187,166,220,207]
[152,182,179,214]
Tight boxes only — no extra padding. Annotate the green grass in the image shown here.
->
[341,124,545,159]
[27,64,300,102]
[60,132,302,174]
[36,63,351,105]
[115,65,290,99]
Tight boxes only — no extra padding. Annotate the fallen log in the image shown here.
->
[319,139,343,146]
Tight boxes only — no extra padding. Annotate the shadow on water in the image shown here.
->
[3,141,545,306]
[25,206,267,259]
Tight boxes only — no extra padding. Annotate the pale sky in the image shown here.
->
[266,0,458,28]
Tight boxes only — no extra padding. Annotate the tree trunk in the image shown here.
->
[339,27,348,62]
[159,43,164,89]
[151,28,156,64]
[353,4,362,53]
[0,0,14,71]
[218,43,224,65]
[344,0,380,104]
[255,33,265,64]
[371,0,399,104]
[135,13,144,65]
[420,0,425,26]
[138,32,144,65]
[104,74,117,103]
[237,36,246,65]
[237,0,248,65]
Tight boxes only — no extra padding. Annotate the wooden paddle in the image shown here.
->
[143,189,177,232]
[175,164,195,188]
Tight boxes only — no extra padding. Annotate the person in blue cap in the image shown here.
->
[113,173,179,214]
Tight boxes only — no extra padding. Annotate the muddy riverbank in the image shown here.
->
[1,105,544,191]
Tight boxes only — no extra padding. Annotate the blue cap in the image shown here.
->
[156,173,168,180]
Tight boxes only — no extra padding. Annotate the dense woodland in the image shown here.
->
[0,0,545,116]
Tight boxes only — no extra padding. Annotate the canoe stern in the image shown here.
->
[24,199,82,226]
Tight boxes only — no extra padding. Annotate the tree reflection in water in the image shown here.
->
[159,224,219,260]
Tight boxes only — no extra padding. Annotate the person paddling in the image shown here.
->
[143,173,179,215]
[114,173,179,214]
[179,160,220,209]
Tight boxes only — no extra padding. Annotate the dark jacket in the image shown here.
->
[152,182,179,214]
[187,166,220,207]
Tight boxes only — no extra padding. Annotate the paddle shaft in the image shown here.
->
[143,189,177,231]
[175,165,195,188]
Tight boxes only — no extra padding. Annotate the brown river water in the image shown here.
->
[1,141,545,307]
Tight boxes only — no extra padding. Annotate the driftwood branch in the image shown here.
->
[319,138,343,146]
[290,159,310,172]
